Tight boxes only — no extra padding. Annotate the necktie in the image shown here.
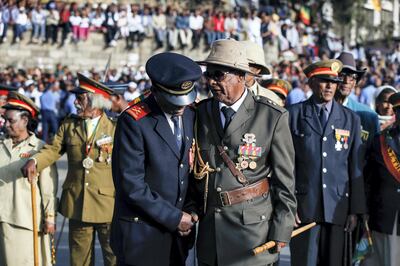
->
[319,106,328,129]
[221,106,236,131]
[171,115,182,151]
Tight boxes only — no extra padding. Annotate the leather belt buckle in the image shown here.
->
[219,191,231,207]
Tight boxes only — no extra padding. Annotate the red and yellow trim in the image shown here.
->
[126,102,151,120]
[79,82,111,99]
[266,85,288,97]
[380,134,400,184]
[8,99,37,117]
[307,67,338,78]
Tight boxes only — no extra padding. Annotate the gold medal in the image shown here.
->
[240,160,249,169]
[82,157,94,169]
[249,161,257,169]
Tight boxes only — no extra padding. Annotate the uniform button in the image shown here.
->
[223,146,228,151]
[85,170,89,174]
[133,217,139,222]
[85,182,89,187]
[261,215,266,220]
[323,168,327,173]
[323,137,327,141]
[179,164,184,168]
[323,152,327,157]
[180,181,184,185]
[323,184,327,189]
[215,208,221,213]
[216,187,222,192]
[216,167,221,172]
[397,188,400,193]
[345,193,349,197]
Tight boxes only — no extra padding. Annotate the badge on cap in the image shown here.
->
[181,81,193,90]
[277,80,285,88]
[331,62,341,73]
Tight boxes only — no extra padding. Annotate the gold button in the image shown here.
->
[223,146,228,151]
[85,182,89,187]
[133,217,139,222]
[216,187,222,192]
[180,164,184,168]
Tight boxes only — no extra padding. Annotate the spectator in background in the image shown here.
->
[103,4,119,47]
[12,6,28,44]
[134,65,149,82]
[127,8,143,49]
[1,3,11,43]
[69,10,81,43]
[375,86,397,130]
[30,4,46,44]
[40,81,60,142]
[248,10,262,46]
[213,11,225,40]
[224,12,239,40]
[123,81,140,101]
[59,2,71,47]
[24,79,42,108]
[45,4,59,45]
[118,8,129,49]
[152,7,166,49]
[203,12,214,51]
[141,7,152,37]
[166,8,178,50]
[176,9,191,49]
[189,9,203,50]
[90,5,105,32]
[360,75,382,109]
[261,13,279,64]
[79,9,90,41]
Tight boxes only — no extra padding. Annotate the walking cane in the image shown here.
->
[30,177,39,266]
[253,222,317,255]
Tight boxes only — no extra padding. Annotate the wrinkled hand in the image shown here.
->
[21,159,37,183]
[294,213,301,227]
[43,221,56,235]
[344,214,358,232]
[178,212,194,236]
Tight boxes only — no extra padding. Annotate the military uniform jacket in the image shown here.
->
[366,127,400,236]
[248,81,283,106]
[287,99,367,225]
[34,114,116,223]
[0,134,58,230]
[191,93,296,266]
[110,96,194,266]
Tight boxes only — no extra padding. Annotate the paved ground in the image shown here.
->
[54,155,290,265]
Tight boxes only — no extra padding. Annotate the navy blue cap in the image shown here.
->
[146,52,201,106]
[102,81,129,95]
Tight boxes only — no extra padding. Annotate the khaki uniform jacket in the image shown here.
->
[34,114,116,223]
[191,93,297,266]
[248,81,284,107]
[0,134,58,230]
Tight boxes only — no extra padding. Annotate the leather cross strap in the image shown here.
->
[219,179,269,206]
[217,145,248,185]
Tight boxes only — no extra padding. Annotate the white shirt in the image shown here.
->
[219,89,248,127]
[85,115,101,139]
[80,17,90,28]
[163,112,182,135]
[69,15,82,26]
[189,15,203,30]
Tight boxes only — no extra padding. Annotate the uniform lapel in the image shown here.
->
[150,98,180,159]
[303,99,323,136]
[211,99,224,140]
[324,101,343,137]
[3,138,13,157]
[181,108,193,160]
[224,92,254,138]
[74,118,87,142]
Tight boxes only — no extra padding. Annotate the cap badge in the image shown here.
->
[277,80,285,88]
[181,81,193,90]
[331,62,341,73]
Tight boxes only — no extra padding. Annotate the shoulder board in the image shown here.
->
[254,95,285,113]
[126,102,151,120]
[127,90,152,107]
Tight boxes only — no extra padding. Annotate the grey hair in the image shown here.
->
[87,93,112,111]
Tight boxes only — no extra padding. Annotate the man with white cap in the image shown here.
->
[191,39,296,266]
[241,40,283,106]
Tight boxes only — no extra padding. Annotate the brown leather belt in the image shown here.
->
[219,179,269,207]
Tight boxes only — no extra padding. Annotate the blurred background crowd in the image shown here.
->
[1,0,400,142]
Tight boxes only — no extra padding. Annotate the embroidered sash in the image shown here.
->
[380,134,400,184]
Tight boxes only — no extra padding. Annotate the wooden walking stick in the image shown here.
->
[253,222,317,255]
[30,178,39,266]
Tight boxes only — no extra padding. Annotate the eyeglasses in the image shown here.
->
[203,70,230,82]
[339,73,358,81]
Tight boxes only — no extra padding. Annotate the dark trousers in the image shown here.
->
[69,219,116,266]
[41,110,58,143]
[45,24,58,44]
[192,29,201,48]
[290,223,345,266]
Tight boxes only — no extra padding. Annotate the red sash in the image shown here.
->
[380,134,400,184]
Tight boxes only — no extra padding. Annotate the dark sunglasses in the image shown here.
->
[203,70,230,82]
[339,73,358,81]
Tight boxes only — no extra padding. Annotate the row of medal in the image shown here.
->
[82,135,113,169]
[236,133,262,171]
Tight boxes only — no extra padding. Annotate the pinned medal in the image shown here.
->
[237,133,263,171]
[240,160,249,169]
[249,161,257,170]
[83,157,94,169]
[334,129,350,151]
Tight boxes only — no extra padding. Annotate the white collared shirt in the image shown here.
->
[219,89,248,127]
[163,112,182,135]
[86,115,101,139]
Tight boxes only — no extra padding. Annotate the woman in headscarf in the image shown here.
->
[374,85,397,131]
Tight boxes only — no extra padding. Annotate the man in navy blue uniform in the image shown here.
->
[110,52,202,266]
[288,59,367,266]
